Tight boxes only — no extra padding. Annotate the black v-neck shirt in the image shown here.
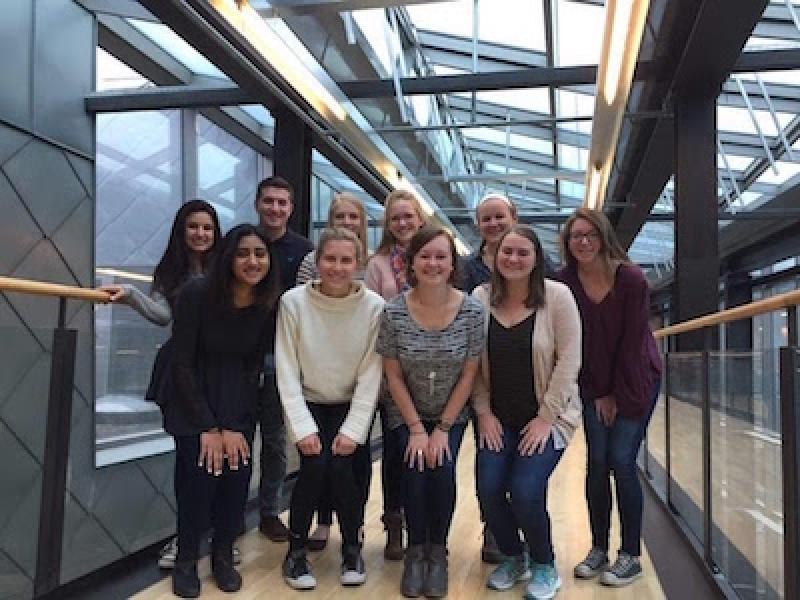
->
[488,312,537,430]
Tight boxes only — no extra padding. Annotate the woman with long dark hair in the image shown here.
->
[557,208,661,587]
[377,225,485,598]
[166,224,281,597]
[473,225,582,599]
[99,200,222,569]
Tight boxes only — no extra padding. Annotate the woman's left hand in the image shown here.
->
[518,416,552,456]
[426,426,452,468]
[332,433,357,456]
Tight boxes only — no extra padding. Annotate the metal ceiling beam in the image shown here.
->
[445,209,800,225]
[261,0,453,17]
[416,29,547,70]
[85,83,256,112]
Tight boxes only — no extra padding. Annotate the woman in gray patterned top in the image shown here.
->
[376,225,485,599]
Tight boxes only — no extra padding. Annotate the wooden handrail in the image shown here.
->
[0,276,110,303]
[654,288,800,339]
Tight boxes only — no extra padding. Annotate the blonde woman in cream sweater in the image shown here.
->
[472,225,582,600]
[276,227,384,591]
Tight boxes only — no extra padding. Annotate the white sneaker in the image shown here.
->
[340,546,366,586]
[158,537,178,569]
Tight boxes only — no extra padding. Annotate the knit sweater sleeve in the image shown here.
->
[120,285,172,326]
[275,294,318,443]
[295,251,317,286]
[339,300,383,444]
[537,281,582,425]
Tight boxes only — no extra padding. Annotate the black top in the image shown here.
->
[488,313,537,430]
[272,228,314,292]
[165,278,275,436]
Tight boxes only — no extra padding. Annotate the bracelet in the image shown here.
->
[407,419,421,429]
[410,430,427,436]
[435,419,453,433]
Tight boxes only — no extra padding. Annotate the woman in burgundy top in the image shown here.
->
[556,208,662,588]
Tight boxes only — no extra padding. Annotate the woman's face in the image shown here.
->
[568,217,602,265]
[412,235,453,289]
[317,239,358,297]
[387,199,423,246]
[232,234,270,287]
[496,232,536,282]
[331,200,362,236]
[185,211,215,255]
[477,198,515,246]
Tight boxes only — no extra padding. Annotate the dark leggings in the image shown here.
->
[380,403,406,515]
[175,432,253,561]
[288,403,365,551]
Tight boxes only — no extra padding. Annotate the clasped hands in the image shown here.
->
[198,429,250,476]
[296,432,357,457]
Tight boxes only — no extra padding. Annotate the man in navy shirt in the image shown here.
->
[255,176,314,542]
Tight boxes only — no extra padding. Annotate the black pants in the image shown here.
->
[379,403,405,515]
[315,415,374,526]
[257,374,287,518]
[289,403,364,551]
[174,432,253,562]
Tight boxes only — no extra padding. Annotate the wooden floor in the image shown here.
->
[133,427,665,599]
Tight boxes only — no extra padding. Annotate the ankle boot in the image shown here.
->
[382,511,404,560]
[401,544,428,597]
[172,560,200,598]
[211,544,242,593]
[424,544,448,598]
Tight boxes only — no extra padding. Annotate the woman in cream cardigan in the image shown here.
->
[472,225,582,600]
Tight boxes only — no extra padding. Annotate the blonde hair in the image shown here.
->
[375,189,428,255]
[476,193,518,222]
[328,192,368,263]
[560,207,631,281]
[315,227,363,266]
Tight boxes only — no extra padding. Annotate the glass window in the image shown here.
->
[95,110,183,466]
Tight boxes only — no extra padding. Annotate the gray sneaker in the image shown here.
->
[600,552,642,586]
[573,547,608,579]
[486,554,531,590]
[525,562,562,600]
[158,537,178,569]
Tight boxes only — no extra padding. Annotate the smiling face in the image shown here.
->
[232,234,270,288]
[317,239,358,297]
[387,199,424,247]
[331,199,362,236]
[184,210,215,255]
[255,185,293,234]
[496,232,537,282]
[567,217,603,266]
[411,234,454,288]
[477,197,516,246]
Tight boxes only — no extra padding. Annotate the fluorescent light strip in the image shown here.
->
[602,0,633,105]
[96,268,153,283]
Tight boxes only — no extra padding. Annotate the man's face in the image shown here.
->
[256,186,293,230]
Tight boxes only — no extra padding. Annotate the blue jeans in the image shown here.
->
[396,422,466,546]
[583,381,659,556]
[477,428,564,564]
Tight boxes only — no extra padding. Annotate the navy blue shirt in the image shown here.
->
[271,228,314,292]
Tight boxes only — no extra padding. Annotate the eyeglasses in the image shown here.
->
[569,231,601,243]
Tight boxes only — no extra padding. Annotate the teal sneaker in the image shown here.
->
[486,553,531,590]
[525,562,561,600]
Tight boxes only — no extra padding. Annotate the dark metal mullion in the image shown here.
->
[780,304,799,600]
[701,327,714,570]
[543,0,560,210]
[181,109,198,202]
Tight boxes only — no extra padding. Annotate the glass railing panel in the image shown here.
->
[668,351,705,543]
[712,350,783,599]
[645,367,668,499]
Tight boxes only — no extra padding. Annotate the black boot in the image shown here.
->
[211,544,242,593]
[382,511,404,560]
[401,544,427,597]
[172,560,200,598]
[424,544,448,598]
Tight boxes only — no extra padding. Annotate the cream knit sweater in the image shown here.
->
[276,281,384,445]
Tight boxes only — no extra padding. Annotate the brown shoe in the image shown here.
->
[382,511,404,561]
[259,515,289,542]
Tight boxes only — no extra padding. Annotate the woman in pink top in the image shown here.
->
[365,189,427,559]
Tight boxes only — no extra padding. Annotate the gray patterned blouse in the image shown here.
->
[376,292,486,430]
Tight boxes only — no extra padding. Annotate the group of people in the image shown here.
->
[103,176,662,600]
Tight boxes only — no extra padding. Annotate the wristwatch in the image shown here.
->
[435,419,453,433]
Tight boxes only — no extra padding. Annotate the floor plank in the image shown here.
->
[133,426,664,599]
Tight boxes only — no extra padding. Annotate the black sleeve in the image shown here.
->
[170,280,217,431]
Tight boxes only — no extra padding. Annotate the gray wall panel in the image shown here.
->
[33,0,94,156]
[0,173,42,275]
[0,2,33,131]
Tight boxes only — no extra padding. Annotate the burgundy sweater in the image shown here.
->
[556,263,662,419]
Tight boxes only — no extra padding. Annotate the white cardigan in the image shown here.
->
[471,279,583,444]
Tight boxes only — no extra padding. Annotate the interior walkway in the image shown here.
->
[133,427,665,599]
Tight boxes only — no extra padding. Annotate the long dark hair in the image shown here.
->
[152,200,222,307]
[490,225,546,309]
[206,224,281,311]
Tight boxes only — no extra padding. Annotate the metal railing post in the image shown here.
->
[665,350,674,511]
[701,326,714,570]
[33,297,77,597]
[781,305,799,600]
